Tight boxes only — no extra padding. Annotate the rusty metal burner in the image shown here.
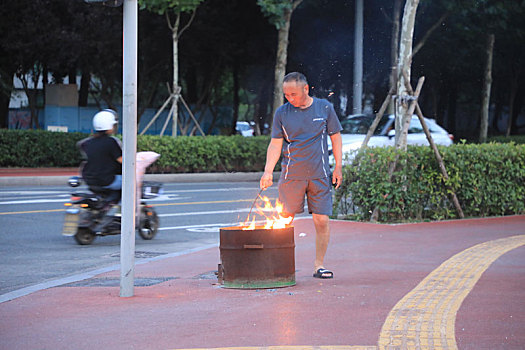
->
[219,225,295,289]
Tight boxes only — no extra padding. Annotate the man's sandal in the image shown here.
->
[313,268,333,279]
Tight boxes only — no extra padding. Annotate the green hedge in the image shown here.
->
[334,142,525,222]
[0,129,274,172]
[137,134,271,173]
[487,135,525,144]
[0,129,88,167]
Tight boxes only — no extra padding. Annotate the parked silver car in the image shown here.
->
[331,114,453,164]
[235,121,254,137]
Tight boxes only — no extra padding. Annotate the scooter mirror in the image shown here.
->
[68,176,81,187]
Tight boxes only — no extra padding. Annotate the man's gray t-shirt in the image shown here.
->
[271,97,342,180]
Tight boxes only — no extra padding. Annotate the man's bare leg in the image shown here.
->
[312,213,330,272]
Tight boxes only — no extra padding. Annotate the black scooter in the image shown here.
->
[62,178,162,245]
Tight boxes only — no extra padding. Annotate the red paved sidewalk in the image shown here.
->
[0,216,524,350]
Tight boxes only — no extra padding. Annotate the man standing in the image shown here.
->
[260,72,343,279]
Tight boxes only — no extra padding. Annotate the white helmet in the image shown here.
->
[93,109,118,131]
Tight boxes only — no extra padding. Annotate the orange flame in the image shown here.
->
[243,217,256,230]
[242,196,293,230]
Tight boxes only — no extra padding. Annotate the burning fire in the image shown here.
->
[242,196,293,230]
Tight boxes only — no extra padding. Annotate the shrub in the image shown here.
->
[0,129,275,173]
[334,142,525,222]
[487,135,525,144]
[0,129,87,167]
[136,134,272,173]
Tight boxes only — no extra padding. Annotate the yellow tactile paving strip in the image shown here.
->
[378,234,525,350]
[174,235,525,350]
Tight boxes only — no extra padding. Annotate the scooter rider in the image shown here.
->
[77,109,122,202]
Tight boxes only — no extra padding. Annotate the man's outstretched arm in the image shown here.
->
[330,132,343,189]
[260,138,283,190]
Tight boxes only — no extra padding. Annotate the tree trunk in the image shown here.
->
[505,74,518,137]
[138,74,160,123]
[18,66,41,130]
[0,69,15,128]
[0,91,10,128]
[395,0,419,150]
[254,77,271,135]
[387,0,402,115]
[68,69,76,85]
[231,58,240,136]
[185,65,198,104]
[79,71,90,107]
[429,84,439,120]
[270,7,292,128]
[332,81,343,117]
[42,66,48,106]
[511,82,525,134]
[447,81,458,136]
[479,33,494,143]
[492,82,503,133]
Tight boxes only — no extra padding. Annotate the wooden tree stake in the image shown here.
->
[370,76,424,222]
[401,70,464,219]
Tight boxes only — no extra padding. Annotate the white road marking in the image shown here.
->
[162,187,265,193]
[0,186,270,205]
[160,216,309,232]
[158,208,251,217]
[159,221,245,231]
[0,194,187,205]
[187,227,223,233]
[147,195,189,201]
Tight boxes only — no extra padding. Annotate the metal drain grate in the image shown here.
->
[109,251,167,259]
[62,277,177,287]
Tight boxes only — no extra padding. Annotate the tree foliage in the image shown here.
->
[412,0,525,139]
[138,0,205,136]
[257,0,303,126]
[257,0,297,30]
[1,0,523,140]
[139,0,204,15]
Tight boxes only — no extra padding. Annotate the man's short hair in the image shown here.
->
[283,72,308,86]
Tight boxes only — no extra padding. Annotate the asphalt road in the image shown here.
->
[0,181,306,296]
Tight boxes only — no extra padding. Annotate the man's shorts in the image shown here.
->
[278,176,333,216]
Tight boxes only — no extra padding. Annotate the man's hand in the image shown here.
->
[260,171,273,190]
[329,132,343,189]
[332,166,342,190]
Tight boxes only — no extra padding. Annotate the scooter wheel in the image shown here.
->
[138,208,159,240]
[74,228,96,245]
